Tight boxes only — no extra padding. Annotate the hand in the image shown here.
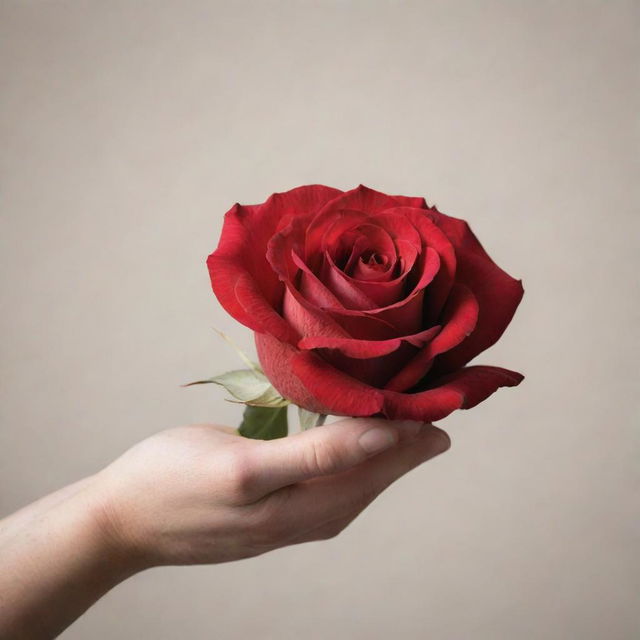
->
[0,418,449,638]
[95,418,450,567]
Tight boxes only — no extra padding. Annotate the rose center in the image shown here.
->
[360,250,387,270]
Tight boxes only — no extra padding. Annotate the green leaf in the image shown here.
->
[240,386,290,408]
[298,407,327,430]
[239,404,288,440]
[184,368,290,408]
[208,369,271,402]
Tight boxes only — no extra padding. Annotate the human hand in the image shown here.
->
[0,418,449,638]
[94,419,450,567]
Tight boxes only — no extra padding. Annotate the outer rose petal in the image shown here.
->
[428,208,492,261]
[208,185,341,339]
[234,274,295,342]
[207,252,262,334]
[383,366,524,421]
[255,332,384,416]
[255,333,330,414]
[257,333,522,421]
[391,194,427,209]
[317,184,403,218]
[291,351,385,416]
[297,324,440,388]
[429,212,524,373]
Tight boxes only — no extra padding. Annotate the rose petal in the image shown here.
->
[324,309,400,340]
[232,274,296,342]
[276,255,401,340]
[343,264,406,306]
[207,253,261,333]
[351,255,392,281]
[385,284,480,391]
[269,206,441,336]
[324,246,440,336]
[320,253,379,310]
[291,350,385,416]
[255,332,329,414]
[304,185,412,263]
[383,207,457,320]
[383,365,524,421]
[282,285,349,339]
[338,224,397,277]
[427,208,492,260]
[317,184,402,218]
[336,235,420,308]
[344,233,395,277]
[293,251,345,309]
[298,325,440,359]
[367,211,423,252]
[209,185,341,337]
[305,208,370,268]
[429,212,523,373]
[391,193,428,209]
[268,227,348,312]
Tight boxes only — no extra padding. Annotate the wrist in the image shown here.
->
[81,473,153,577]
[0,475,145,639]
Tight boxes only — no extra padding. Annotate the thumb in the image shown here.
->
[250,417,424,494]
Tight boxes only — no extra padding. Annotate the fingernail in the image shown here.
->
[358,427,398,454]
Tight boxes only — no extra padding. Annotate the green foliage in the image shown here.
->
[239,404,288,440]
[184,368,289,408]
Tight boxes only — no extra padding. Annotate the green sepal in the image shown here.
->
[239,404,288,440]
[298,407,327,430]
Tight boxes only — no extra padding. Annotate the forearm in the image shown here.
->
[0,476,141,639]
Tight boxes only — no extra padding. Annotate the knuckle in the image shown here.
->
[223,449,257,500]
[305,440,346,476]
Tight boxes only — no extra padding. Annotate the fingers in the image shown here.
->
[337,424,451,503]
[265,425,450,540]
[247,417,425,494]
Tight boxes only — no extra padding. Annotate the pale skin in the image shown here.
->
[0,418,450,639]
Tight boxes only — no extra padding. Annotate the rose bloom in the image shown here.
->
[208,185,523,422]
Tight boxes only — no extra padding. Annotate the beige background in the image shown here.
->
[1,1,638,638]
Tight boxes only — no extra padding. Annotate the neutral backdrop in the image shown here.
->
[1,1,638,639]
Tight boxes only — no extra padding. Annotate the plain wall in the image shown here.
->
[1,1,638,638]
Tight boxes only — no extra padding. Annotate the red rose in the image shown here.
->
[207,185,523,422]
